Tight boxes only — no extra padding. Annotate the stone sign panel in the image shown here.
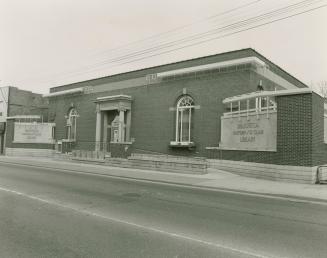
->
[220,112,277,151]
[14,122,55,144]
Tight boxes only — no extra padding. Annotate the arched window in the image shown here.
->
[66,108,78,141]
[175,95,194,143]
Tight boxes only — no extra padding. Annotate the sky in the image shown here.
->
[0,0,327,94]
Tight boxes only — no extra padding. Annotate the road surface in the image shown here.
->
[0,161,326,258]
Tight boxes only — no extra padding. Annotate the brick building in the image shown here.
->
[45,48,326,183]
[0,86,49,154]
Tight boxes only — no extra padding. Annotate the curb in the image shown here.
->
[1,159,327,206]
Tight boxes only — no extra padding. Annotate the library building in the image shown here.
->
[41,48,327,183]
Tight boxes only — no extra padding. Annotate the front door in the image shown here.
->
[104,111,120,153]
[104,125,111,153]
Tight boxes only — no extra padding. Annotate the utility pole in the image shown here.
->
[0,80,8,105]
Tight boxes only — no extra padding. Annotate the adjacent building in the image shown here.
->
[0,86,49,154]
[0,86,9,154]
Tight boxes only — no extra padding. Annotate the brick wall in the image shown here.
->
[48,48,312,163]
[50,89,322,166]
[208,93,317,166]
[8,87,49,121]
[311,93,327,166]
[50,68,258,156]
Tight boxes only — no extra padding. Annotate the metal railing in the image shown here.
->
[223,96,277,119]
[55,140,110,154]
[71,149,105,161]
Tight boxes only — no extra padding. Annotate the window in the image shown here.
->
[66,108,78,141]
[146,73,157,83]
[174,95,194,144]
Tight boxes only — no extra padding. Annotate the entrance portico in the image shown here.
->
[94,95,132,152]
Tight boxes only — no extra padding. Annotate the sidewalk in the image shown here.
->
[0,155,327,203]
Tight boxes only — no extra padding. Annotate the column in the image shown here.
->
[95,105,102,151]
[103,112,108,152]
[118,109,125,142]
[125,110,131,142]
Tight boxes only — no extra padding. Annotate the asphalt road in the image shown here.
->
[0,162,326,258]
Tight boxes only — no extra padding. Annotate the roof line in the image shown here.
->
[50,48,255,90]
[50,47,307,90]
[250,49,308,88]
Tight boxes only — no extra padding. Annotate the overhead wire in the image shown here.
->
[52,0,325,82]
[91,0,322,65]
[22,0,327,86]
[84,0,264,59]
[69,0,275,66]
[32,0,266,83]
[62,0,315,69]
[114,3,327,68]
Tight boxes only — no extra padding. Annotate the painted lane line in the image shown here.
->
[1,160,327,207]
[0,186,274,258]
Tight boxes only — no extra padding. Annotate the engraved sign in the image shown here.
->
[14,122,55,144]
[220,112,277,151]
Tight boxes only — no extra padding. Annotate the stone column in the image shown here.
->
[103,112,108,152]
[126,110,131,142]
[118,109,125,142]
[95,104,102,151]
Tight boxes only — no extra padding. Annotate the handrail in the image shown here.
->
[223,108,276,117]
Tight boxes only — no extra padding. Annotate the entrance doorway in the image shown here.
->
[0,134,3,154]
[94,95,132,153]
[103,110,119,153]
